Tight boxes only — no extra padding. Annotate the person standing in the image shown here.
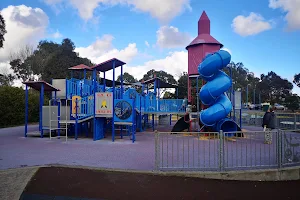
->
[262,107,276,144]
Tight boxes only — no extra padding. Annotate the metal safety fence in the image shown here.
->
[241,111,300,130]
[155,129,300,171]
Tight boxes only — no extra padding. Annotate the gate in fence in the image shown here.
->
[155,129,300,171]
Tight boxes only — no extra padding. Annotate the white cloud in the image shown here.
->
[156,26,192,48]
[75,34,138,66]
[43,0,191,23]
[232,12,273,36]
[145,41,150,47]
[269,0,300,30]
[51,29,63,38]
[0,5,49,63]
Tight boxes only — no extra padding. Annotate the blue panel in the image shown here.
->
[114,99,134,123]
[94,118,105,140]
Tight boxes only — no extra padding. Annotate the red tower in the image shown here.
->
[186,11,223,105]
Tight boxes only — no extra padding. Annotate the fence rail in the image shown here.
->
[241,111,300,130]
[155,129,300,171]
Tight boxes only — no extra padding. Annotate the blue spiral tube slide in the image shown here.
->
[198,50,241,133]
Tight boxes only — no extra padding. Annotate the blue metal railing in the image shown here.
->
[144,97,185,113]
[66,79,94,98]
[73,95,94,120]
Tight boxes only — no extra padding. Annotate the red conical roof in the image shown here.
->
[186,11,223,49]
[199,11,209,20]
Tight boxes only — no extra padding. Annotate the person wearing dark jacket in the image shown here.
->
[262,107,276,144]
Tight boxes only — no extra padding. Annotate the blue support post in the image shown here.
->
[57,99,60,139]
[40,83,44,138]
[93,69,96,141]
[75,99,78,140]
[25,85,28,137]
[84,69,86,80]
[157,79,160,112]
[142,83,145,95]
[154,79,157,96]
[121,65,123,98]
[112,60,116,142]
[169,114,172,125]
[103,72,106,91]
[140,95,142,132]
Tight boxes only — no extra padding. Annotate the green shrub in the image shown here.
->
[0,86,49,128]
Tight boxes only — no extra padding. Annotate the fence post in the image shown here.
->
[255,113,257,126]
[294,114,297,130]
[277,129,282,169]
[154,130,160,171]
[219,130,224,171]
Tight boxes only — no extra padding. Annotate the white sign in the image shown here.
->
[234,91,242,110]
[95,92,113,115]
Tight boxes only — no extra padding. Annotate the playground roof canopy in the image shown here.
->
[23,81,60,92]
[91,58,126,72]
[68,64,92,71]
[186,34,223,50]
[143,77,178,89]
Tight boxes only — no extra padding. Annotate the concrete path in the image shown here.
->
[0,167,38,200]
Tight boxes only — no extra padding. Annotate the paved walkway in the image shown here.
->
[0,167,38,200]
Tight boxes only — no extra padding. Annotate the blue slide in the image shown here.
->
[198,50,241,132]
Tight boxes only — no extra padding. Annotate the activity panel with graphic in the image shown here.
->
[72,95,81,117]
[95,92,113,115]
[114,99,134,123]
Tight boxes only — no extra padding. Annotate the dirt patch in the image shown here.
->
[21,166,300,200]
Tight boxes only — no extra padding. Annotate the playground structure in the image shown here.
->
[23,59,185,142]
[22,11,242,142]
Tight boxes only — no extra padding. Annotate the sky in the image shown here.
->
[0,0,300,94]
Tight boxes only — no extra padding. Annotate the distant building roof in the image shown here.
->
[23,81,60,92]
[68,64,92,71]
[91,58,126,72]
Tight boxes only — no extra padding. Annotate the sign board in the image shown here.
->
[234,91,242,110]
[51,79,66,99]
[95,92,113,115]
